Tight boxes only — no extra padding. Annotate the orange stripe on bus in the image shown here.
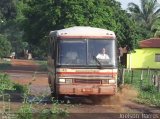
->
[57,72,117,75]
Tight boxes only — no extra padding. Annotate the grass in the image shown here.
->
[136,91,160,107]
[0,73,14,91]
[35,60,47,71]
[0,72,69,119]
[0,59,11,70]
[124,69,160,107]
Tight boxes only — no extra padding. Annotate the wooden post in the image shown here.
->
[155,75,158,87]
[122,68,125,85]
[150,70,153,84]
[140,70,143,90]
[147,67,150,76]
[158,74,160,92]
[131,70,133,84]
[147,68,151,85]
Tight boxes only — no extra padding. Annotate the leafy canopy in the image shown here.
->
[22,0,139,52]
[128,0,160,38]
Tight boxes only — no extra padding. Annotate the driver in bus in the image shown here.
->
[96,48,110,60]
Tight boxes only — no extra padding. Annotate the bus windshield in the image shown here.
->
[58,39,116,67]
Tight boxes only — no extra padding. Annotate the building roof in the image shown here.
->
[139,38,160,48]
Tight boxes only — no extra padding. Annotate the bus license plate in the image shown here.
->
[82,88,92,92]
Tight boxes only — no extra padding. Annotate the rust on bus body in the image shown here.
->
[57,84,116,95]
[56,69,117,95]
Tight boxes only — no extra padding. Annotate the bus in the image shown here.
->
[48,26,118,99]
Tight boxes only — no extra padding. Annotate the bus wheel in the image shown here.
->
[57,94,65,102]
[51,92,64,100]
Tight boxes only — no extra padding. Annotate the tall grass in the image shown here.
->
[124,69,160,107]
[0,73,14,92]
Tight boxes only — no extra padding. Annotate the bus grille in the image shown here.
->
[74,79,101,84]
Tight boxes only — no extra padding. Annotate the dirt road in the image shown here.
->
[3,59,50,95]
[2,59,160,119]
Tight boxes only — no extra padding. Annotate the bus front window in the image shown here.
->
[58,39,116,67]
[88,39,116,66]
[58,40,86,65]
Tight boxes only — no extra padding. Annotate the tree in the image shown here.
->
[0,34,12,58]
[151,19,160,37]
[21,0,139,55]
[0,0,17,21]
[128,0,160,38]
[0,0,29,58]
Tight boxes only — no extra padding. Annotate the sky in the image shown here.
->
[118,0,160,10]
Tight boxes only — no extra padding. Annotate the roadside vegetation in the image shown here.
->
[0,73,68,119]
[124,69,160,107]
[0,59,11,70]
[0,73,14,91]
[35,60,47,72]
[0,34,12,58]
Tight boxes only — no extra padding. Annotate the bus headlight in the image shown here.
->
[59,78,66,83]
[109,80,116,84]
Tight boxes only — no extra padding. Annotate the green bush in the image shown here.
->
[0,34,12,58]
[124,69,160,106]
[13,83,28,93]
[141,85,157,93]
[17,103,33,119]
[0,73,14,92]
[38,99,68,119]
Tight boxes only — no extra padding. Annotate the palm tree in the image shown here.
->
[128,0,160,31]
[151,19,160,37]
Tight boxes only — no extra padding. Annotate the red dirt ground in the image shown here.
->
[1,59,160,119]
[2,59,50,95]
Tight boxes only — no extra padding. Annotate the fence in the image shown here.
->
[119,68,160,92]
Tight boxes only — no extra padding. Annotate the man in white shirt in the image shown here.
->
[96,48,110,60]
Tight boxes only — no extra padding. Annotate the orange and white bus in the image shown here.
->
[48,26,118,99]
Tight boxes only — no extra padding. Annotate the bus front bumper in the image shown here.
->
[57,84,116,95]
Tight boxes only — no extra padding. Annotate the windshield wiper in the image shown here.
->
[93,56,103,68]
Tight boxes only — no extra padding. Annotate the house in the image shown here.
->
[127,38,160,69]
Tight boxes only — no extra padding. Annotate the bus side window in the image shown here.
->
[52,37,56,59]
[48,37,52,56]
[49,36,55,59]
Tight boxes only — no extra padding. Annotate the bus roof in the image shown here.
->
[49,26,116,39]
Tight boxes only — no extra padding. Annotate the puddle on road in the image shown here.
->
[27,95,52,104]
